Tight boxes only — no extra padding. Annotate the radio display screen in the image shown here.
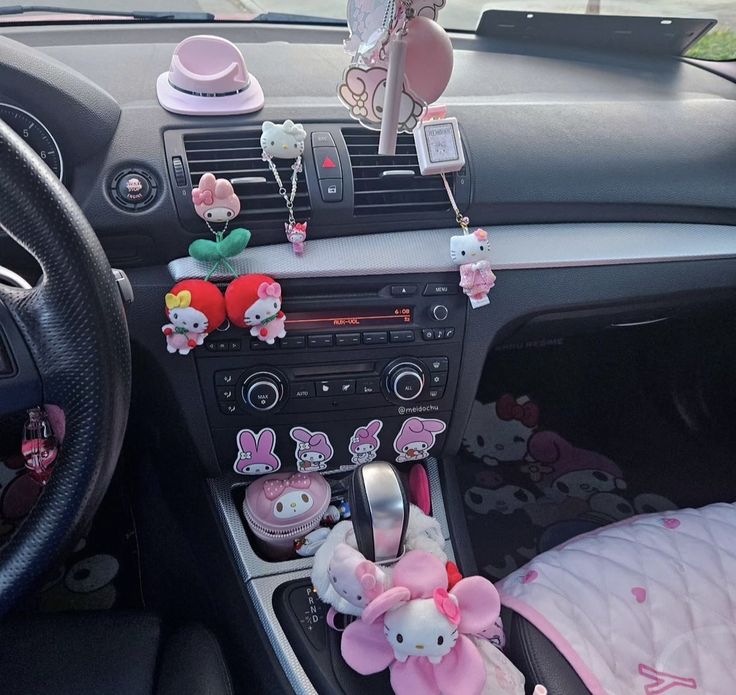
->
[285,306,412,331]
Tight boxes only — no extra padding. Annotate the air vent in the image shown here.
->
[183,130,310,223]
[343,128,453,216]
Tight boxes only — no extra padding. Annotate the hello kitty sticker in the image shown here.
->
[290,427,334,473]
[348,419,383,466]
[393,417,446,463]
[233,428,281,475]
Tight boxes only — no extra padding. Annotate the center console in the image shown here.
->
[196,273,467,477]
[198,272,465,694]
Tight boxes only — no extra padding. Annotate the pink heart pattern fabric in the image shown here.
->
[499,504,736,695]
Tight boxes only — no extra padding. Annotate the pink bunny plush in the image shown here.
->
[290,427,334,473]
[341,551,500,695]
[394,418,446,463]
[192,172,241,223]
[233,428,281,475]
[328,543,390,611]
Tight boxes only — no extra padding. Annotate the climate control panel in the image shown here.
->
[212,355,450,415]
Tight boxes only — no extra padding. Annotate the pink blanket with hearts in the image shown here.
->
[497,503,736,695]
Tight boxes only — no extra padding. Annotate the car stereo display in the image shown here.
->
[285,307,412,331]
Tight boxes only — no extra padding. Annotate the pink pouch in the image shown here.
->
[243,472,331,560]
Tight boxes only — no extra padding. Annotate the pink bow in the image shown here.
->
[257,282,281,300]
[433,588,461,626]
[263,473,311,500]
[192,189,213,206]
[496,394,539,428]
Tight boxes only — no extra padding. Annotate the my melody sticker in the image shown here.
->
[290,427,334,473]
[348,420,383,465]
[233,428,282,475]
[393,417,446,463]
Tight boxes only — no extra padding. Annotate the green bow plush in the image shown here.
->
[188,228,251,280]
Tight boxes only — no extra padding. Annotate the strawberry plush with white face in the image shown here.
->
[161,280,225,355]
[225,274,287,345]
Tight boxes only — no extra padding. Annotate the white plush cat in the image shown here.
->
[450,229,495,308]
[261,120,306,160]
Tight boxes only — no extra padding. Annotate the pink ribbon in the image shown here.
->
[192,189,214,206]
[257,282,282,300]
[433,588,461,626]
[263,473,311,500]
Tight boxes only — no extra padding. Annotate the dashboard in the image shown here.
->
[1,23,736,272]
[1,20,735,695]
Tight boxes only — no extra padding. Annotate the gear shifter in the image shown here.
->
[349,461,409,562]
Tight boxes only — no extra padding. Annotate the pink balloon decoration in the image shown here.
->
[403,16,454,104]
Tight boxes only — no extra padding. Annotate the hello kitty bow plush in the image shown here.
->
[263,473,311,500]
[341,550,500,695]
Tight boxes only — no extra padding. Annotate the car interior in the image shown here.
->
[0,2,735,694]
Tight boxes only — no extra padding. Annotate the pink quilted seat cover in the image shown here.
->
[498,503,736,695]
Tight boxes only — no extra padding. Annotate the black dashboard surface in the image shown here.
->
[1,23,735,269]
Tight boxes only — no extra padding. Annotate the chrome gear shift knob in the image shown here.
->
[349,461,409,563]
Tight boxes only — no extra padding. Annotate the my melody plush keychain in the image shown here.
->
[338,0,454,155]
[260,120,309,254]
[189,173,251,280]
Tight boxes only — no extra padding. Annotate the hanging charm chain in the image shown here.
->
[441,173,470,235]
[266,154,301,228]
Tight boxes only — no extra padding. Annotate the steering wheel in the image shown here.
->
[0,121,130,615]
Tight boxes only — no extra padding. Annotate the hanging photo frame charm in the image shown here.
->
[260,121,309,255]
[442,173,496,309]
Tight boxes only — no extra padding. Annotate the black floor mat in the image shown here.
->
[0,449,144,612]
[459,318,736,582]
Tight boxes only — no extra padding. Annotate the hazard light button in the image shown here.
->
[313,146,342,179]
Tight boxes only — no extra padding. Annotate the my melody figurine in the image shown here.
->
[450,228,496,309]
[225,274,287,345]
[260,120,309,255]
[189,173,251,280]
[285,221,307,255]
[162,279,226,355]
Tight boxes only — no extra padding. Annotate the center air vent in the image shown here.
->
[343,128,453,216]
[182,130,310,223]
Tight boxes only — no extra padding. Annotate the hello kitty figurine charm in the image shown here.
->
[225,274,287,344]
[450,228,496,309]
[285,221,307,255]
[261,120,309,255]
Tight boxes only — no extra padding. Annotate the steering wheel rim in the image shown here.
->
[0,119,130,615]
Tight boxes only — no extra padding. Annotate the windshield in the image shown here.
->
[0,1,733,60]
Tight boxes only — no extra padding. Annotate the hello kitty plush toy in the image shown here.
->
[162,279,226,355]
[260,120,309,255]
[450,229,496,309]
[328,543,391,611]
[225,274,287,344]
[341,551,501,695]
